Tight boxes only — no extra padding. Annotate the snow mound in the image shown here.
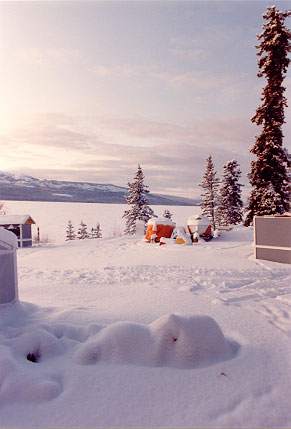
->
[75,313,235,369]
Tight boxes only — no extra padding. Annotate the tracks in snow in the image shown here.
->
[19,264,291,299]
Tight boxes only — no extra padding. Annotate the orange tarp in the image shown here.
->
[145,224,175,242]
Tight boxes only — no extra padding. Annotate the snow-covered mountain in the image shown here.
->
[0,171,198,205]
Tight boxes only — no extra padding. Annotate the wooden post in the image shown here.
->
[19,224,23,248]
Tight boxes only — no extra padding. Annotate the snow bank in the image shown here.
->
[218,225,254,242]
[0,300,236,409]
[76,313,235,369]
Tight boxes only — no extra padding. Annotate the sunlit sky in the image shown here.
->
[0,1,290,198]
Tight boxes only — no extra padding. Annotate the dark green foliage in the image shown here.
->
[199,155,220,230]
[77,220,89,239]
[123,165,156,235]
[217,160,243,226]
[245,7,291,225]
[163,209,173,220]
[66,220,76,241]
[91,223,102,239]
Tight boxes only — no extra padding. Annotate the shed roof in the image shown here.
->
[0,214,36,225]
[187,214,211,226]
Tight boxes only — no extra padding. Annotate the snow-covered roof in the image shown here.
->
[187,214,211,226]
[147,217,176,227]
[0,226,18,248]
[0,215,36,225]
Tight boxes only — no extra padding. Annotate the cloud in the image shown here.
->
[98,115,256,150]
[8,113,100,151]
[90,60,250,97]
[170,47,206,61]
[17,48,82,67]
[1,112,255,198]
[148,70,257,99]
[90,62,232,91]
[169,37,208,62]
[91,64,141,78]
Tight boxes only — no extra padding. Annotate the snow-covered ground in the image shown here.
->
[1,201,291,428]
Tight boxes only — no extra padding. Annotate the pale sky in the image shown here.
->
[0,0,290,199]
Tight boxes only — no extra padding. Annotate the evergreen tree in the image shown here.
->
[199,155,220,230]
[66,220,76,241]
[123,165,156,235]
[91,223,102,239]
[245,6,291,226]
[77,220,89,239]
[162,209,173,220]
[217,160,244,226]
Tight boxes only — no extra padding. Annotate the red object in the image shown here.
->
[145,224,175,242]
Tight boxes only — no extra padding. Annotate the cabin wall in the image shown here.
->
[21,224,32,246]
[254,216,291,264]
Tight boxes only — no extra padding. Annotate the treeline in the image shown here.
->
[66,220,102,241]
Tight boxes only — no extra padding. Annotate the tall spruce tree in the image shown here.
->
[123,165,156,235]
[199,155,220,230]
[66,220,76,241]
[217,160,243,226]
[245,6,291,226]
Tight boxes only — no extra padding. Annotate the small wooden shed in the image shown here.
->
[0,215,36,248]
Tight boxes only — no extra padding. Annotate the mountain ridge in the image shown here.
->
[0,171,198,206]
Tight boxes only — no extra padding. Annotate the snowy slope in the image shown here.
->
[0,201,291,428]
[0,172,197,205]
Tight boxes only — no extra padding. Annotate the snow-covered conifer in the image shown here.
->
[245,7,291,226]
[199,155,220,230]
[217,160,243,226]
[123,165,156,235]
[162,209,173,220]
[66,220,76,241]
[91,223,102,239]
[77,220,89,239]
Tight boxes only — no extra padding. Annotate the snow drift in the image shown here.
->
[0,303,237,407]
[75,313,236,369]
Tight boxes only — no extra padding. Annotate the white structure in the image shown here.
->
[0,215,36,247]
[0,227,18,304]
[187,215,212,237]
[173,226,192,245]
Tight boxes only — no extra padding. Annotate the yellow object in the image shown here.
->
[176,238,185,244]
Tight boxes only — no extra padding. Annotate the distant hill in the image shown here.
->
[0,171,199,206]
